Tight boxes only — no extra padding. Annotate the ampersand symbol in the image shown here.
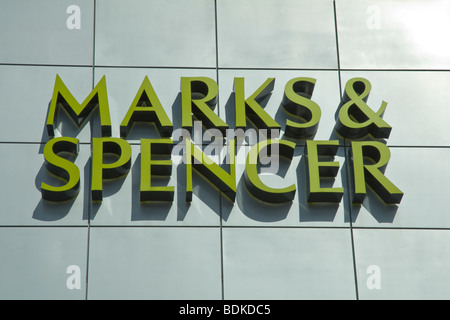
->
[336,77,392,139]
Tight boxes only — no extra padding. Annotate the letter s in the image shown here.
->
[41,137,80,202]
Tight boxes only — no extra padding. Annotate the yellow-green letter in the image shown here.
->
[47,74,111,137]
[185,138,236,202]
[91,137,132,201]
[41,137,80,202]
[306,140,344,203]
[244,139,296,203]
[140,138,174,202]
[351,141,403,204]
[336,77,391,139]
[282,77,321,139]
[120,76,173,138]
[181,77,228,135]
[234,77,281,132]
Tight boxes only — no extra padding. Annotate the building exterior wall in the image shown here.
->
[1,0,450,300]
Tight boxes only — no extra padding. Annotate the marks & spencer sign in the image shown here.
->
[40,75,403,212]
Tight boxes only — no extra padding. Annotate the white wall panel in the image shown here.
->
[217,0,338,69]
[87,227,222,299]
[95,0,216,67]
[336,0,450,69]
[0,0,93,65]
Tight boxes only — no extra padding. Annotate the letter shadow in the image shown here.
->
[344,151,398,223]
[131,154,172,221]
[221,146,350,224]
[38,101,52,153]
[33,157,90,222]
[123,91,174,141]
[224,92,236,129]
[349,190,398,223]
[274,103,307,145]
[273,103,342,145]
[332,100,388,145]
[123,123,164,141]
[129,152,222,222]
[327,100,347,142]
[176,158,222,222]
[40,100,101,153]
[221,174,291,223]
[90,156,128,221]
[296,150,343,223]
[270,100,345,145]
[329,100,344,142]
[224,92,276,141]
[274,102,291,143]
[171,92,183,130]
[334,99,344,122]
[221,154,293,223]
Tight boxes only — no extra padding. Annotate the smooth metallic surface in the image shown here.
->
[218,70,343,144]
[89,147,221,227]
[223,228,356,299]
[221,146,350,227]
[217,0,338,69]
[0,227,87,300]
[0,144,89,226]
[351,148,450,229]
[95,0,216,67]
[341,71,450,146]
[354,229,450,299]
[87,227,222,299]
[93,67,218,141]
[0,65,93,144]
[336,0,450,69]
[0,0,93,65]
[1,0,450,300]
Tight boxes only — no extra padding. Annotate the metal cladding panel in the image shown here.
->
[0,0,449,301]
[336,0,450,70]
[217,0,338,69]
[0,0,93,65]
[95,0,216,67]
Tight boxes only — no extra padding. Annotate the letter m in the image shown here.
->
[46,74,112,137]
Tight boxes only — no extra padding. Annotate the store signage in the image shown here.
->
[40,75,403,206]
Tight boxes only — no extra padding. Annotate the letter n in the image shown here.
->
[46,74,112,137]
[185,138,236,202]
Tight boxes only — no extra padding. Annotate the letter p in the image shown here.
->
[91,138,132,201]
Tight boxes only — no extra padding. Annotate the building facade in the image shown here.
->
[1,0,450,300]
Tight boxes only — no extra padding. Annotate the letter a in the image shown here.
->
[66,265,81,290]
[66,5,81,30]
